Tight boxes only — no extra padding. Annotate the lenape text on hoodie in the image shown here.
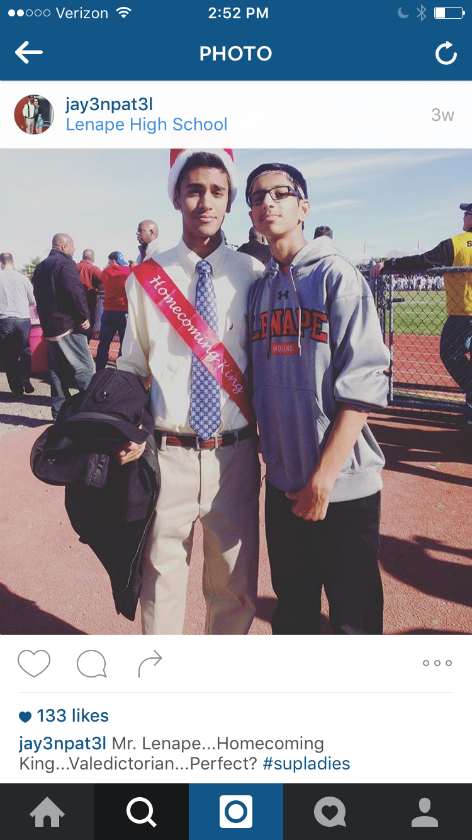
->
[249,237,390,502]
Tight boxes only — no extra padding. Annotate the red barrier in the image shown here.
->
[30,326,48,374]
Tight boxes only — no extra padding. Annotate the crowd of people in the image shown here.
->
[0,222,160,409]
[1,149,471,637]
[0,217,336,407]
[385,274,445,292]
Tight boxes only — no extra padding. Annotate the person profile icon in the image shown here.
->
[412,798,438,827]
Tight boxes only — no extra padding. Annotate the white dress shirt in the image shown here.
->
[117,237,263,433]
[23,102,35,119]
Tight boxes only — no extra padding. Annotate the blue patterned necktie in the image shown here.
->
[189,259,222,440]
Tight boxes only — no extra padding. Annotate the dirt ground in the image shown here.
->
[0,371,471,636]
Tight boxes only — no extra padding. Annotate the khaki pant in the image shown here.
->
[140,435,260,635]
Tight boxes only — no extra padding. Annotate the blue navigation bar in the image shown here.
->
[0,0,470,80]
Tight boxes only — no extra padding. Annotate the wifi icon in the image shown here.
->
[116,6,131,17]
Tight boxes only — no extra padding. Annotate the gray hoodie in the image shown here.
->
[249,237,390,502]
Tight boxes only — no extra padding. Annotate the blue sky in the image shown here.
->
[0,148,469,269]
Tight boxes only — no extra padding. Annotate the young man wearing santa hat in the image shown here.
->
[116,150,263,635]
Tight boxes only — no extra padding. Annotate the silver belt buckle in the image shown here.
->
[213,433,221,450]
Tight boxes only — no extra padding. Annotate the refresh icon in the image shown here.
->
[435,41,457,65]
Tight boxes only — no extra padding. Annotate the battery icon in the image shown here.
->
[434,7,465,17]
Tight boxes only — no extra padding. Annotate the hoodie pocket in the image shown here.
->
[252,386,332,487]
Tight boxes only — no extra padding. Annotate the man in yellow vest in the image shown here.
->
[377,203,472,424]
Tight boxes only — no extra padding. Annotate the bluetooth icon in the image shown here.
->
[417,4,427,20]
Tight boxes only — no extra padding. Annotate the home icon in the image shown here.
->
[30,797,65,828]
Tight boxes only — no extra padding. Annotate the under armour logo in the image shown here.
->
[278,290,289,301]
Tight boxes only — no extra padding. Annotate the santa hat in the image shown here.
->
[168,149,238,205]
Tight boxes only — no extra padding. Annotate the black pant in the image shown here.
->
[439,315,472,413]
[95,311,127,371]
[87,303,96,343]
[265,482,383,635]
[0,317,31,393]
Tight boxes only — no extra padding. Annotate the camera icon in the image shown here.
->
[219,795,253,828]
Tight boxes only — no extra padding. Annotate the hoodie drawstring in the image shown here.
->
[289,266,302,355]
[266,262,278,359]
[265,262,303,358]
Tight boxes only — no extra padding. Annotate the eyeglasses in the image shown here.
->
[248,185,301,207]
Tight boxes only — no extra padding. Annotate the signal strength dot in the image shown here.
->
[116,6,131,17]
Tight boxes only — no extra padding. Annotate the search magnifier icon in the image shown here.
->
[126,797,157,828]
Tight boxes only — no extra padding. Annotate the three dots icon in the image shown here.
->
[423,660,452,666]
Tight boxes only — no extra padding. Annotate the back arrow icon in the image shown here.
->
[435,41,457,65]
[15,41,43,64]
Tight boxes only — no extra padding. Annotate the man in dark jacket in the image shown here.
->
[30,368,160,621]
[32,233,95,419]
[237,225,271,265]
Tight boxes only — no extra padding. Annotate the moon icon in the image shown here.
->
[398,7,409,17]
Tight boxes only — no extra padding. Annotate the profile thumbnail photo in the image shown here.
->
[14,94,54,135]
[0,148,471,636]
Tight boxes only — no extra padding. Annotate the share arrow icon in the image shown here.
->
[15,41,44,64]
[138,651,163,677]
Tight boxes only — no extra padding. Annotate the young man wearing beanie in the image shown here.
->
[116,149,263,635]
[95,251,130,371]
[247,162,390,635]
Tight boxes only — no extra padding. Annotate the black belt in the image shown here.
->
[154,426,255,451]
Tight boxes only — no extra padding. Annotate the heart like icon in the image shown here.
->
[19,712,32,723]
[18,650,51,678]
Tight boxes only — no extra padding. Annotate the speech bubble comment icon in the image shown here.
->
[314,796,347,827]
[77,650,107,678]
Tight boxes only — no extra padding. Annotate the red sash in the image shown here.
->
[133,259,254,425]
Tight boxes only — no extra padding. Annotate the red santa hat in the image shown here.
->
[168,149,238,205]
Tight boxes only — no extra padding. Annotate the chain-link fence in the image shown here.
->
[373,269,471,413]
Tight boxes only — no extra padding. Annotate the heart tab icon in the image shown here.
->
[18,650,51,678]
[19,712,32,723]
